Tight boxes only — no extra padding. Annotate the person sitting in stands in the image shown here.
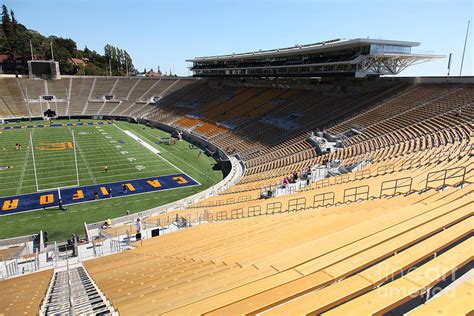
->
[305,167,312,185]
[289,174,296,184]
[102,218,112,229]
[283,177,290,187]
[293,171,299,181]
[323,157,329,166]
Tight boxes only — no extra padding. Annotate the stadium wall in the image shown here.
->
[85,156,243,236]
[410,76,474,84]
[0,234,37,247]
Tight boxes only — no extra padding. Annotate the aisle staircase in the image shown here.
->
[41,264,115,315]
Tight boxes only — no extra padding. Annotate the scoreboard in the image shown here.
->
[28,60,61,79]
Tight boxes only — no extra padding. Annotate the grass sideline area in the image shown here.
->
[0,119,224,241]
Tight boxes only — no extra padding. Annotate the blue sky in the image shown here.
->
[4,0,473,76]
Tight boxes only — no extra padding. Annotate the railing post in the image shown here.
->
[92,240,97,257]
[67,258,74,316]
[35,248,39,271]
[54,241,58,265]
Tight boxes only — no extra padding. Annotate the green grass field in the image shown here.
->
[0,120,223,241]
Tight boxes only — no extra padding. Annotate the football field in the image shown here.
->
[0,120,223,241]
[0,121,181,195]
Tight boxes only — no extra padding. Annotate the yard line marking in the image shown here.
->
[16,141,31,195]
[71,129,81,187]
[70,127,97,183]
[0,154,174,176]
[29,130,40,191]
[136,127,213,182]
[113,123,202,184]
[113,123,183,173]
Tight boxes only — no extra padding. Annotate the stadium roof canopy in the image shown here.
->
[187,38,444,78]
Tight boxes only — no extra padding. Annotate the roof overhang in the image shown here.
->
[187,38,421,63]
[190,53,444,78]
[354,53,444,77]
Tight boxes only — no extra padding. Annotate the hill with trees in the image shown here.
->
[0,4,136,76]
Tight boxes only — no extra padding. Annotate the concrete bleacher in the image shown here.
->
[0,78,29,117]
[68,78,95,115]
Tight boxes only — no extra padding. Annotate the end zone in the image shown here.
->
[0,173,200,215]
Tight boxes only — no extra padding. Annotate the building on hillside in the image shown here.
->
[0,54,26,74]
[69,58,86,66]
[144,68,162,77]
[0,54,8,73]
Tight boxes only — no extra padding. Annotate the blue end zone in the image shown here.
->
[0,173,199,215]
[1,121,112,130]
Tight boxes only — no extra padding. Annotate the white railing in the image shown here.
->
[262,165,328,198]
[86,156,243,235]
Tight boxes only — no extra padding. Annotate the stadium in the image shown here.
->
[0,2,473,315]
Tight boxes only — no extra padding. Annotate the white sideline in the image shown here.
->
[123,129,161,155]
[112,123,201,185]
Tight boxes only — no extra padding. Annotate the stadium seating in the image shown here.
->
[409,275,473,316]
[0,78,29,117]
[0,245,24,262]
[84,186,472,314]
[0,76,472,315]
[0,269,53,315]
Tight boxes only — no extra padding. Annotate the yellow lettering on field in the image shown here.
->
[173,176,188,185]
[73,190,84,200]
[35,142,74,151]
[2,199,19,211]
[40,194,54,205]
[146,180,162,188]
[125,183,136,191]
[100,187,109,195]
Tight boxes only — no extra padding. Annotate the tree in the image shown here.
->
[104,44,135,75]
[9,10,18,58]
[9,10,29,60]
[84,63,103,76]
[1,5,12,54]
[0,4,136,76]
